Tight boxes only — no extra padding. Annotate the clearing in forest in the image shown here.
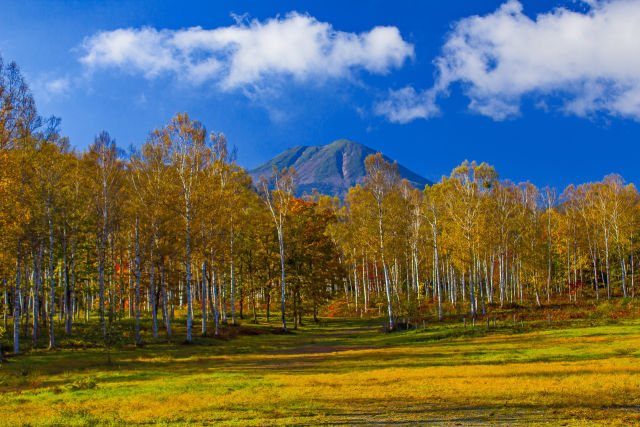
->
[1,317,639,425]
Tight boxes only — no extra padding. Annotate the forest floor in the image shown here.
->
[1,312,640,425]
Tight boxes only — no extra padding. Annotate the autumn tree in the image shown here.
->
[162,113,208,342]
[87,131,123,337]
[259,166,296,331]
[364,153,400,329]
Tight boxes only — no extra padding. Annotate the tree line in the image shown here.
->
[0,57,343,354]
[1,54,638,355]
[334,156,637,330]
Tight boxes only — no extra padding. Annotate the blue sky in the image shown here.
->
[1,0,639,190]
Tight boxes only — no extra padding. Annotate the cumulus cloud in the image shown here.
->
[378,0,640,122]
[80,12,414,90]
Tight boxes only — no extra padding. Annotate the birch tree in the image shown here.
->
[541,187,557,302]
[259,166,296,332]
[162,113,208,342]
[87,132,122,336]
[423,183,445,320]
[364,153,400,330]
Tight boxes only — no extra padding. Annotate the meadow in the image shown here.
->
[0,300,639,426]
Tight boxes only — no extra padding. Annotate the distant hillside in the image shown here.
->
[248,139,431,197]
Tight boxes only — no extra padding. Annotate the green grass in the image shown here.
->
[1,309,639,425]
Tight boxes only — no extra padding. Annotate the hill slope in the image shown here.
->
[248,139,431,197]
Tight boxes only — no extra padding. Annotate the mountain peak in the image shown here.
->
[327,138,355,148]
[249,139,431,197]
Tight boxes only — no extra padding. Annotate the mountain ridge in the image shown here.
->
[248,139,431,197]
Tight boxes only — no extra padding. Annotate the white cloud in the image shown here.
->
[80,12,414,90]
[375,86,439,123]
[29,75,72,103]
[378,0,640,122]
[44,77,70,96]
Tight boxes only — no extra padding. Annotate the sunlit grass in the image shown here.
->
[1,315,639,425]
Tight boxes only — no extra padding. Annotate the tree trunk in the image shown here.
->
[221,264,227,324]
[48,212,55,350]
[211,251,220,335]
[618,245,627,298]
[379,215,394,330]
[68,232,76,335]
[468,264,476,319]
[98,232,105,336]
[162,266,171,335]
[151,248,157,338]
[14,255,21,354]
[603,223,611,299]
[251,289,257,323]
[128,248,133,319]
[135,218,141,345]
[33,245,42,343]
[434,238,442,321]
[185,207,193,342]
[266,286,271,322]
[278,230,287,331]
[63,224,69,334]
[230,236,236,326]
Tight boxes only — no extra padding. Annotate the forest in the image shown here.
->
[1,55,639,356]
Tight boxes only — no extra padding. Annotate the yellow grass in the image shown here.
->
[1,319,639,425]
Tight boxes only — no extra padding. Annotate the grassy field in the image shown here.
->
[1,311,640,425]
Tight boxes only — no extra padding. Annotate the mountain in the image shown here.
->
[248,139,431,197]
